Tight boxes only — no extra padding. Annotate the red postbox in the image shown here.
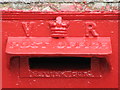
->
[1,1,119,88]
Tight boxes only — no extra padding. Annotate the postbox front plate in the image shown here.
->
[2,11,118,88]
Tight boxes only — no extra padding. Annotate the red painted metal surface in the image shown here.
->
[2,11,119,88]
[6,37,112,55]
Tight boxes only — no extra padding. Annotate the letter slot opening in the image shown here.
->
[18,57,110,78]
[29,57,91,71]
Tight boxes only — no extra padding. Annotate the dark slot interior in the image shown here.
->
[29,57,91,71]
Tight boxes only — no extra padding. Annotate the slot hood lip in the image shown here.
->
[6,37,112,56]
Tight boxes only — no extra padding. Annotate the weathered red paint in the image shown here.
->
[2,11,119,88]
